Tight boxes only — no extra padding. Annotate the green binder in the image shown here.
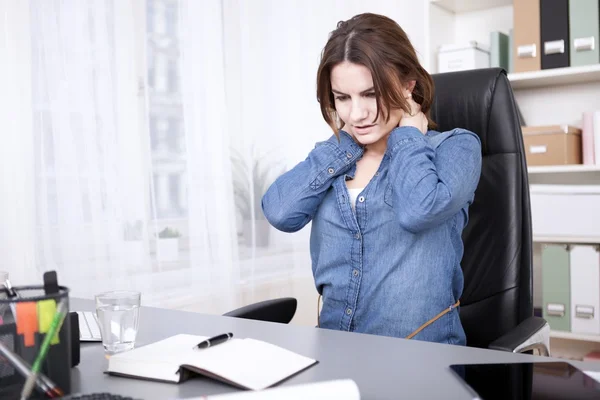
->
[542,244,571,332]
[569,0,600,67]
[490,31,509,71]
[508,29,514,74]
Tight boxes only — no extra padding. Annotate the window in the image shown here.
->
[147,0,186,220]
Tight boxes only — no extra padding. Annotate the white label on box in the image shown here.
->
[574,37,595,52]
[544,40,565,55]
[518,44,536,58]
[529,145,547,154]
[547,303,565,316]
[575,305,595,319]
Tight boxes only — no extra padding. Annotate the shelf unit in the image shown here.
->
[427,1,600,357]
[534,236,600,244]
[528,165,600,174]
[551,331,600,344]
[429,0,512,14]
[508,64,600,90]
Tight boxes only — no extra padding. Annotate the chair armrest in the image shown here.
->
[223,297,297,324]
[488,316,550,356]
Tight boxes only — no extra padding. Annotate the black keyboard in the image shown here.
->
[58,394,142,400]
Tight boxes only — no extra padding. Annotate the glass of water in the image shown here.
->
[95,290,141,354]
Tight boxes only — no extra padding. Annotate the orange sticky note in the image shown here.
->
[16,302,38,347]
[38,299,60,345]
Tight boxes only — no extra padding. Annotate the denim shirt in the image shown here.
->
[262,126,482,345]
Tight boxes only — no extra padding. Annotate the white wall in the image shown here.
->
[0,0,36,285]
[453,5,513,48]
[427,2,455,73]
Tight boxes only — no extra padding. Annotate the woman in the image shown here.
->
[261,13,481,345]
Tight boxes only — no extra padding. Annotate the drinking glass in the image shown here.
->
[95,290,141,354]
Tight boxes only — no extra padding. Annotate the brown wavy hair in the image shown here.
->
[316,13,436,136]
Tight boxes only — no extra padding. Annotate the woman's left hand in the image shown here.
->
[399,97,428,135]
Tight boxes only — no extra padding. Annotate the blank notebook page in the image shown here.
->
[181,336,317,390]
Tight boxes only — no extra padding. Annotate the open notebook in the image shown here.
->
[105,334,318,391]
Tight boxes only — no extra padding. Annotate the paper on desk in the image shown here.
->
[183,379,360,400]
[585,370,600,383]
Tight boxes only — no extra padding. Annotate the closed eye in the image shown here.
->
[364,92,376,98]
[335,95,349,101]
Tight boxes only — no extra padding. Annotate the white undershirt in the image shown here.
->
[347,188,365,211]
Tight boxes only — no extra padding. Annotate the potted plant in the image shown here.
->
[231,148,286,247]
[123,220,145,266]
[157,227,181,262]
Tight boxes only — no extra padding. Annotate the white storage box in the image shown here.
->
[438,41,490,73]
[530,185,600,238]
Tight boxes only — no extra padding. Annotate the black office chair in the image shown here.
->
[226,68,549,355]
[430,67,549,355]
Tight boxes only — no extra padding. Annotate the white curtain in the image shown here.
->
[0,0,36,285]
[0,0,427,325]
[178,0,237,310]
[23,0,240,310]
[28,0,152,294]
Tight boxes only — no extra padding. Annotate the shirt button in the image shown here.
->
[358,196,365,203]
[354,232,361,240]
[328,167,335,174]
[346,153,352,159]
[353,269,359,277]
[346,308,353,315]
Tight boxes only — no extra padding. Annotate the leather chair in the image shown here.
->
[226,68,550,355]
[430,67,548,355]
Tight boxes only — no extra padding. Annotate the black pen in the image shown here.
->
[194,333,234,349]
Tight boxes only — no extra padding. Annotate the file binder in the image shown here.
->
[490,31,509,71]
[570,245,600,335]
[540,0,570,69]
[569,0,599,67]
[513,0,541,73]
[542,244,571,332]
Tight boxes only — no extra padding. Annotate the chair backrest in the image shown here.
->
[430,68,533,348]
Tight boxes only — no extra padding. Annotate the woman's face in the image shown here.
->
[331,61,404,147]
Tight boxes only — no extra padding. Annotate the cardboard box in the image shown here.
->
[522,125,582,166]
[437,41,490,73]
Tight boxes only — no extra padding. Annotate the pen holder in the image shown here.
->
[0,285,71,399]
